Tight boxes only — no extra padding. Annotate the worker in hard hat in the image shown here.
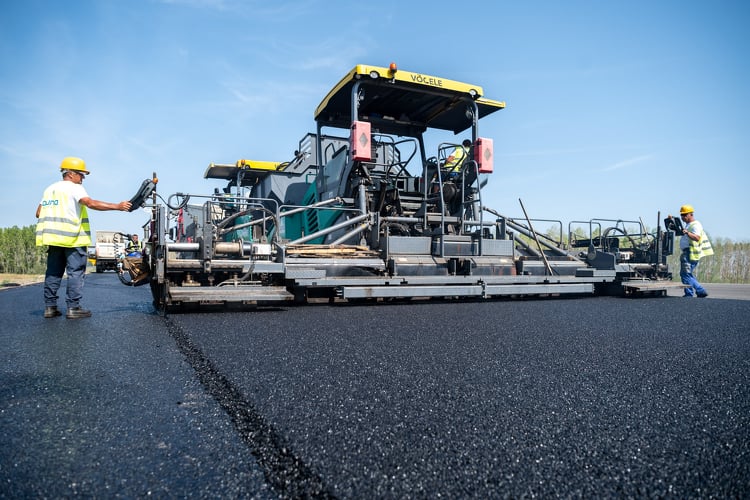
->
[36,157,133,319]
[678,204,713,298]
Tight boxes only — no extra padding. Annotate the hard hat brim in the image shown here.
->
[61,168,91,175]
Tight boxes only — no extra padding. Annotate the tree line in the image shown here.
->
[0,225,47,274]
[666,237,750,284]
[1,224,749,283]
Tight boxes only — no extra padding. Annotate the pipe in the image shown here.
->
[484,207,569,257]
[330,223,368,245]
[288,212,370,245]
[163,260,247,270]
[519,198,554,276]
[505,219,568,256]
[219,214,274,234]
[279,197,344,218]
[167,242,200,252]
[166,241,258,255]
[514,234,541,257]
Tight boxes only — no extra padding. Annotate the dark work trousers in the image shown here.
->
[44,246,87,308]
[679,248,707,297]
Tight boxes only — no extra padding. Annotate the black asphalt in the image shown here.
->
[1,274,749,498]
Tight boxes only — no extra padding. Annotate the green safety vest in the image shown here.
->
[36,183,92,248]
[686,221,713,261]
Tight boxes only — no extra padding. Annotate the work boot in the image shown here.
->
[66,307,92,319]
[697,291,708,298]
[44,306,62,318]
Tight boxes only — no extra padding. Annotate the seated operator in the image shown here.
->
[442,139,472,176]
[125,234,143,254]
[425,139,472,190]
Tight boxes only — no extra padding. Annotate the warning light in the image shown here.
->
[389,62,398,76]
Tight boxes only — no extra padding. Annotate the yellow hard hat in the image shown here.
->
[60,157,91,175]
[679,204,694,215]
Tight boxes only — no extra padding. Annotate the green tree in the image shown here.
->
[666,234,750,284]
[0,225,47,274]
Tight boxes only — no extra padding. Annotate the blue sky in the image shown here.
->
[2,0,748,241]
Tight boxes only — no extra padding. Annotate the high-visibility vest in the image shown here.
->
[444,146,466,172]
[126,239,143,253]
[685,220,713,261]
[36,181,92,248]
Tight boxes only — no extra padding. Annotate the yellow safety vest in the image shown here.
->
[686,221,713,261]
[36,182,92,248]
[444,146,466,172]
[126,239,143,253]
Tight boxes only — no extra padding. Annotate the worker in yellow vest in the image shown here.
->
[678,204,713,298]
[36,157,132,318]
[125,234,143,255]
[443,139,472,174]
[425,139,473,193]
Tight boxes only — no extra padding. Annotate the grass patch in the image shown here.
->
[0,274,45,288]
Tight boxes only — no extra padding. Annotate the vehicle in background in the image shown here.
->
[94,230,118,273]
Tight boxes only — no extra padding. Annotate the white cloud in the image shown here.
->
[599,154,653,172]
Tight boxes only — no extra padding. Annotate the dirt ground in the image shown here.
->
[0,274,45,289]
[1,263,98,290]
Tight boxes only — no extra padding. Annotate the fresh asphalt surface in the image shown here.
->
[1,274,748,498]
